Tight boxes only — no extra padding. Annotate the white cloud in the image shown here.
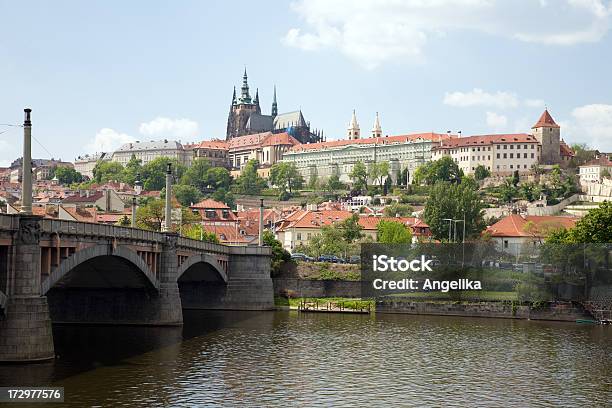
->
[139,117,199,140]
[486,111,508,128]
[444,88,519,109]
[86,128,135,153]
[284,0,612,68]
[565,104,612,150]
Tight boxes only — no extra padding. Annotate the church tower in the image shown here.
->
[371,112,382,138]
[271,85,278,118]
[226,68,260,140]
[531,109,561,165]
[347,110,360,140]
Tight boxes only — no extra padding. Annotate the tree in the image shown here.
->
[122,154,143,186]
[211,187,235,208]
[568,143,595,168]
[306,225,348,258]
[369,161,390,187]
[263,230,291,276]
[414,157,463,185]
[116,215,131,226]
[136,199,166,231]
[181,224,220,243]
[377,220,412,244]
[519,181,541,202]
[336,213,363,243]
[324,174,345,196]
[235,160,266,195]
[499,178,518,203]
[269,162,304,193]
[173,185,202,207]
[52,166,83,185]
[93,161,124,183]
[601,168,611,179]
[400,167,409,186]
[349,161,368,192]
[383,202,414,217]
[181,158,211,191]
[205,166,232,191]
[474,165,490,181]
[308,172,319,190]
[141,157,185,191]
[546,201,612,243]
[423,181,485,241]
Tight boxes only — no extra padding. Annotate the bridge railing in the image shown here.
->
[176,236,230,255]
[0,214,19,230]
[41,219,165,243]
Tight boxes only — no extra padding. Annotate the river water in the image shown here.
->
[1,310,611,407]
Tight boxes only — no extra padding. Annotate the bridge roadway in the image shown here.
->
[0,213,273,362]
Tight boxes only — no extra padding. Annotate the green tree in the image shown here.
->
[383,202,414,217]
[423,181,485,241]
[52,166,84,185]
[269,162,304,193]
[568,143,595,167]
[512,170,520,187]
[121,154,143,186]
[173,184,202,207]
[546,201,612,243]
[263,230,291,276]
[400,167,409,186]
[235,160,267,195]
[93,161,124,183]
[324,174,345,196]
[205,166,232,191]
[349,161,368,192]
[308,172,319,190]
[474,165,491,181]
[307,225,348,258]
[181,224,220,243]
[499,178,518,203]
[136,199,166,231]
[369,161,390,187]
[141,157,185,191]
[519,181,541,202]
[211,187,235,208]
[601,168,611,179]
[180,158,211,191]
[415,157,463,185]
[336,213,363,244]
[116,215,131,226]
[377,220,412,244]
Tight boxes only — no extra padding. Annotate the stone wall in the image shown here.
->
[376,300,590,321]
[273,278,362,298]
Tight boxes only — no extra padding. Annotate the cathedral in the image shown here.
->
[225,69,323,144]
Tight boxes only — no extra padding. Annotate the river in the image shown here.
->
[1,310,611,407]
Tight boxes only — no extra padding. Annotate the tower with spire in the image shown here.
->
[225,68,323,143]
[347,110,360,140]
[371,112,382,138]
[531,108,561,164]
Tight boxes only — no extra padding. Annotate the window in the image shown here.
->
[504,240,509,248]
[504,145,508,150]
[497,153,500,159]
[517,145,520,150]
[510,145,514,150]
[531,153,535,158]
[510,153,514,158]
[503,153,507,159]
[531,145,534,149]
[510,165,514,169]
[524,153,527,158]
[297,233,302,241]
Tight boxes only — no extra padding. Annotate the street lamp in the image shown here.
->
[443,218,453,242]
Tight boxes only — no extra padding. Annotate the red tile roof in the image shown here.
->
[201,224,252,244]
[434,133,537,150]
[560,140,574,158]
[62,191,104,203]
[197,140,229,150]
[228,132,271,149]
[260,132,300,147]
[532,109,560,129]
[290,132,455,152]
[485,214,576,238]
[190,199,230,209]
[581,156,612,167]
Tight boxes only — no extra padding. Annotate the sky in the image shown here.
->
[1,0,611,167]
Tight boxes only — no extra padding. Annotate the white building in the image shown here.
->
[111,140,189,166]
[282,132,454,185]
[432,133,541,175]
[579,156,612,183]
[74,152,109,179]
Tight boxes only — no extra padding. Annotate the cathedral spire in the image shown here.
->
[254,88,259,105]
[239,67,251,104]
[231,86,237,105]
[271,85,278,117]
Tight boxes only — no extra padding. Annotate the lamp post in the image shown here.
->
[258,198,264,246]
[163,163,172,232]
[20,108,33,215]
[131,196,137,227]
[443,218,453,242]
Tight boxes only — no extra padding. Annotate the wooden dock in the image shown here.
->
[297,300,371,314]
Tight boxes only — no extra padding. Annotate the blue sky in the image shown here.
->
[1,0,611,167]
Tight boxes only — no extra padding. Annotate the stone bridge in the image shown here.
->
[0,214,273,362]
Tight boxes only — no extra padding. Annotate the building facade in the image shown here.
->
[74,152,109,179]
[111,140,190,166]
[282,132,453,185]
[192,140,230,168]
[228,131,300,170]
[579,156,612,183]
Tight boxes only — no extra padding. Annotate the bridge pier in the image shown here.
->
[0,216,54,362]
[152,233,183,325]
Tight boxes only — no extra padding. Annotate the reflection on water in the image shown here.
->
[1,311,611,407]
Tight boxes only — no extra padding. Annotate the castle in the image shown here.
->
[225,69,323,144]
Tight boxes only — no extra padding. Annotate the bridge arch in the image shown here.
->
[178,254,227,283]
[42,245,159,295]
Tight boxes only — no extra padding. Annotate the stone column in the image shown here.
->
[152,233,183,325]
[0,215,55,362]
